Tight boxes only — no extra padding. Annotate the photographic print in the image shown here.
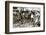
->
[5,1,45,34]
[13,7,40,28]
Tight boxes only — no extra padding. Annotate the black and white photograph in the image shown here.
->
[13,7,40,28]
[5,1,45,34]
